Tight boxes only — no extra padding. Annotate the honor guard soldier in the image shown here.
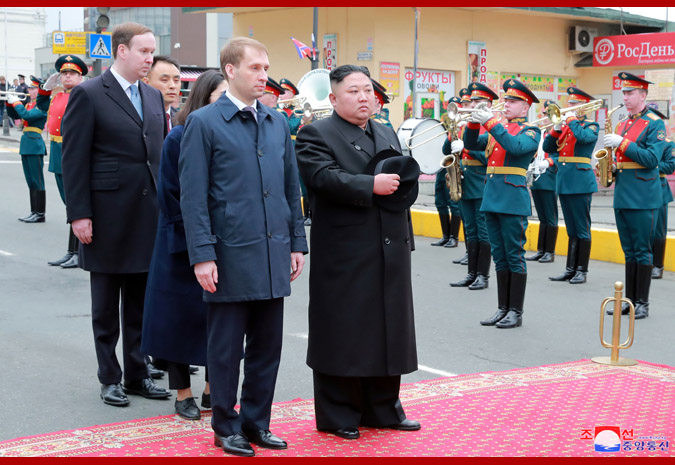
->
[445,82,495,290]
[258,76,284,108]
[5,76,49,223]
[280,77,312,225]
[464,79,541,328]
[431,95,463,248]
[526,99,559,264]
[545,87,599,284]
[43,54,88,268]
[604,72,666,319]
[451,88,472,261]
[371,79,393,129]
[646,106,674,280]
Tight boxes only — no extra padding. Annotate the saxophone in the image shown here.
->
[440,115,463,202]
[593,104,624,188]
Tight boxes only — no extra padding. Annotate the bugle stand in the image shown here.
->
[592,281,637,366]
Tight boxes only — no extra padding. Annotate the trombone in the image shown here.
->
[277,95,307,110]
[0,90,28,101]
[544,99,604,125]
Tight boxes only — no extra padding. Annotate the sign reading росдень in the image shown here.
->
[593,32,675,67]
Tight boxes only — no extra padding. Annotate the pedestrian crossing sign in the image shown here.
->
[89,33,112,59]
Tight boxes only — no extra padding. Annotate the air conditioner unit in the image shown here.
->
[569,26,598,53]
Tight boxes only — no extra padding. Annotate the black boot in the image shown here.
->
[496,272,526,328]
[23,190,45,223]
[60,231,80,268]
[539,225,558,263]
[607,262,636,315]
[48,229,78,266]
[525,224,546,261]
[18,189,37,222]
[469,241,491,290]
[549,237,578,281]
[444,215,461,248]
[431,212,450,246]
[651,238,666,279]
[569,238,591,284]
[634,263,653,320]
[480,270,509,326]
[450,241,478,287]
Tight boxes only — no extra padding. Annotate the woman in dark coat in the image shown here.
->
[142,71,229,420]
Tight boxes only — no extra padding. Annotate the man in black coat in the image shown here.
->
[295,64,420,440]
[61,22,170,407]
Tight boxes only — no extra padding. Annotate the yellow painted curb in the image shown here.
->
[410,208,675,272]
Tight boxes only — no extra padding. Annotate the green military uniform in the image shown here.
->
[607,73,666,320]
[464,79,541,329]
[653,136,675,279]
[544,88,599,284]
[7,76,49,223]
[444,83,495,290]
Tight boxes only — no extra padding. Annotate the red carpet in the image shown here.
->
[1,360,674,457]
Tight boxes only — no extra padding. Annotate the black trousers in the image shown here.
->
[312,371,405,430]
[207,298,283,437]
[167,362,209,390]
[90,272,149,385]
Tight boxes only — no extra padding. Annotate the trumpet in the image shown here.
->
[0,90,28,101]
[277,96,307,110]
[446,101,504,119]
[545,99,604,125]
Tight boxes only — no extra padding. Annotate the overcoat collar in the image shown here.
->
[330,112,398,159]
[214,93,274,125]
[101,68,145,128]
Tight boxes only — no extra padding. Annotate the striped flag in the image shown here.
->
[291,37,313,60]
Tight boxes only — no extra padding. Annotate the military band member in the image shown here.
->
[464,79,541,328]
[5,76,48,223]
[544,88,599,284]
[43,54,87,268]
[647,107,674,280]
[604,72,666,319]
[525,100,559,264]
[445,82,495,290]
[371,79,393,129]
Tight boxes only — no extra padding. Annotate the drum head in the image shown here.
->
[400,118,446,174]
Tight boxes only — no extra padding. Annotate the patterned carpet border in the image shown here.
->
[2,359,675,457]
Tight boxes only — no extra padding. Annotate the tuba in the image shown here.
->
[296,68,333,120]
[440,116,462,202]
[593,104,624,188]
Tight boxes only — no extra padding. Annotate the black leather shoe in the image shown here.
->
[569,270,587,284]
[18,211,36,222]
[468,274,488,290]
[634,302,649,320]
[147,362,165,379]
[175,397,201,420]
[495,310,522,329]
[452,252,468,265]
[444,237,458,248]
[386,419,421,431]
[123,378,171,399]
[243,429,288,450]
[60,253,79,269]
[201,392,211,409]
[189,365,199,374]
[480,308,508,326]
[22,212,45,223]
[549,268,575,281]
[450,273,476,287]
[652,266,663,279]
[48,251,73,266]
[214,433,255,457]
[525,250,544,261]
[320,427,359,440]
[430,236,450,246]
[606,302,631,316]
[538,252,555,263]
[100,383,130,407]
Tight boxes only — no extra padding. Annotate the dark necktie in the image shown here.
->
[165,112,171,131]
[242,105,257,122]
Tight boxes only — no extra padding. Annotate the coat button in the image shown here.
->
[147,161,151,166]
[354,145,361,151]
[405,237,410,244]
[142,189,148,196]
[384,237,391,245]
[264,190,270,197]
[268,232,273,238]
[258,150,263,157]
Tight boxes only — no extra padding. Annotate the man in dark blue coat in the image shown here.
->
[179,37,308,457]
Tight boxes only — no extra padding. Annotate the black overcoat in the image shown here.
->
[62,69,165,273]
[295,113,418,377]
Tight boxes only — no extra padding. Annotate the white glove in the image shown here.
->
[457,120,467,128]
[563,112,576,121]
[553,122,562,131]
[537,159,549,171]
[470,109,493,125]
[43,72,60,91]
[611,163,617,173]
[451,139,464,154]
[6,95,19,105]
[603,134,624,148]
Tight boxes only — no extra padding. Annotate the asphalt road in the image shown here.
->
[1,141,674,442]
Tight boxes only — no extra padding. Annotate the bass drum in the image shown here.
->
[396,118,445,174]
